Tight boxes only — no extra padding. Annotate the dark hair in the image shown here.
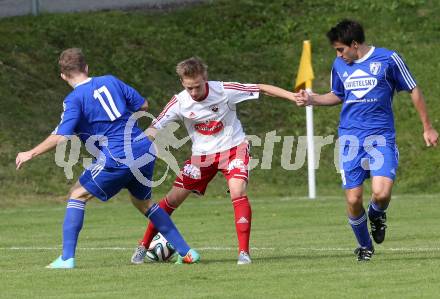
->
[58,48,87,77]
[176,56,208,79]
[326,19,365,46]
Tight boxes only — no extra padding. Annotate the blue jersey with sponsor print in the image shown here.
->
[331,47,416,145]
[53,75,151,165]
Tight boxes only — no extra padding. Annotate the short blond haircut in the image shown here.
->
[58,48,87,77]
[176,57,208,79]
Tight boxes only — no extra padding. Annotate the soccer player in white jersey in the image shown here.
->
[295,20,438,261]
[131,56,298,265]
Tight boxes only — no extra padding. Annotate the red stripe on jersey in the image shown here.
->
[161,96,178,112]
[153,97,178,124]
[224,85,259,90]
[224,86,260,92]
[224,83,259,90]
[224,82,255,88]
[157,97,177,116]
[224,83,259,92]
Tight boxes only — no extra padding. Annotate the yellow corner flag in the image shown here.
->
[294,40,314,92]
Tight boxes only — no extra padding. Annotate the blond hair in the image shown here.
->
[176,57,208,79]
[58,48,87,77]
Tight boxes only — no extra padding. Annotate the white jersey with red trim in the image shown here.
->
[152,81,260,155]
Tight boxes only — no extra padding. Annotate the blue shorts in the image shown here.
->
[79,158,156,201]
[340,144,399,189]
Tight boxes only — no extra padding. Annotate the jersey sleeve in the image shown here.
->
[223,82,260,104]
[52,96,81,136]
[151,96,181,129]
[113,76,146,111]
[388,52,417,92]
[330,66,345,99]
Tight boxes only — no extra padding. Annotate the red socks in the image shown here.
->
[141,196,252,254]
[232,196,252,253]
[141,197,176,247]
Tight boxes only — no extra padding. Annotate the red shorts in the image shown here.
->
[173,142,250,195]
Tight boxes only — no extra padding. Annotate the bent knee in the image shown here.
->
[372,191,391,202]
[346,195,363,207]
[229,184,247,199]
[229,190,247,199]
[228,179,247,199]
[69,184,93,201]
[166,187,190,207]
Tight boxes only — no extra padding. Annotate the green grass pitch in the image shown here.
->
[2,193,440,298]
[1,0,440,298]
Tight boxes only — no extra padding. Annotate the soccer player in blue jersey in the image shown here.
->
[295,20,438,261]
[15,48,200,268]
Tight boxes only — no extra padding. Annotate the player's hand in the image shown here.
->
[16,151,34,170]
[423,127,439,147]
[295,89,312,107]
[289,92,301,104]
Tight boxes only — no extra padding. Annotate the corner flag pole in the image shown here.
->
[295,40,316,199]
[31,0,40,16]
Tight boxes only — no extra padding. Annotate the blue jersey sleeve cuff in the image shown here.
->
[133,98,147,111]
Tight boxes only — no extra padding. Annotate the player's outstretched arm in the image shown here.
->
[257,84,298,103]
[410,86,438,147]
[16,134,67,169]
[295,90,342,107]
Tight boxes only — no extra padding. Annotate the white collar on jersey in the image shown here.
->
[354,46,375,64]
[74,77,92,88]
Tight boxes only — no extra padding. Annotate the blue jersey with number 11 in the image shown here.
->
[331,47,417,145]
[53,75,149,163]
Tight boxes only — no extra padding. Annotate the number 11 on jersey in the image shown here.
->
[93,86,121,121]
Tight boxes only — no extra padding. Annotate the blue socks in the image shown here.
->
[61,201,189,260]
[62,199,86,260]
[146,204,190,256]
[349,210,373,249]
[368,200,387,220]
